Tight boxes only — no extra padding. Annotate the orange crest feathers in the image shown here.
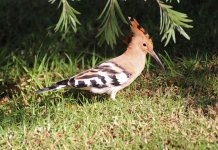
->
[128,17,150,38]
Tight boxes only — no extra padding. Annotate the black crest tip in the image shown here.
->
[128,16,134,21]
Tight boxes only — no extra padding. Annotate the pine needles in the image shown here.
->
[49,0,193,48]
[49,0,81,33]
[157,0,193,46]
[96,0,127,49]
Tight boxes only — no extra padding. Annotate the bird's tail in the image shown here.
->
[35,79,69,94]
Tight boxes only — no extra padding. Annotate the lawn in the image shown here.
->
[0,47,217,149]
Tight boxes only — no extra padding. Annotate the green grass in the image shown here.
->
[0,47,217,149]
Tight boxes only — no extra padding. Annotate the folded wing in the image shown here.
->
[69,61,132,90]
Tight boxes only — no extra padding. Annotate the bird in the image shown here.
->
[36,17,165,100]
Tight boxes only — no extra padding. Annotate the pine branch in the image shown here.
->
[96,0,127,49]
[157,0,193,46]
[49,0,81,33]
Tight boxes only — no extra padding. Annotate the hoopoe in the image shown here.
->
[36,17,165,100]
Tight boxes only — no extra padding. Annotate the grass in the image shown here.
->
[0,45,217,149]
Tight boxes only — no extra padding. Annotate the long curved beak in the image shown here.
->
[149,51,165,71]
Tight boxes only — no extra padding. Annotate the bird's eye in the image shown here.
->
[143,43,147,47]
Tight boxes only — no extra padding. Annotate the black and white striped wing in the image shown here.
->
[69,61,132,89]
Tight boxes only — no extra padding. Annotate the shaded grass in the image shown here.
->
[0,49,217,149]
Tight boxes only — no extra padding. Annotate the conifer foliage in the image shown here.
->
[49,0,193,48]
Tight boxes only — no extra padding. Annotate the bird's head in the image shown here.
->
[128,17,165,70]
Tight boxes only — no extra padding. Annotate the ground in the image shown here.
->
[0,50,217,149]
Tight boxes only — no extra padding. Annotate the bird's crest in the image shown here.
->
[128,17,150,39]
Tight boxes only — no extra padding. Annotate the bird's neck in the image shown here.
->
[110,36,147,75]
[121,37,147,74]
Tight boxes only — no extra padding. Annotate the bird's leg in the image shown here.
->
[110,91,118,101]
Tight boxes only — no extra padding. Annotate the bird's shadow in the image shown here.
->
[62,89,109,105]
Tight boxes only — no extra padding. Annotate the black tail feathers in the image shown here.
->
[35,79,69,94]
